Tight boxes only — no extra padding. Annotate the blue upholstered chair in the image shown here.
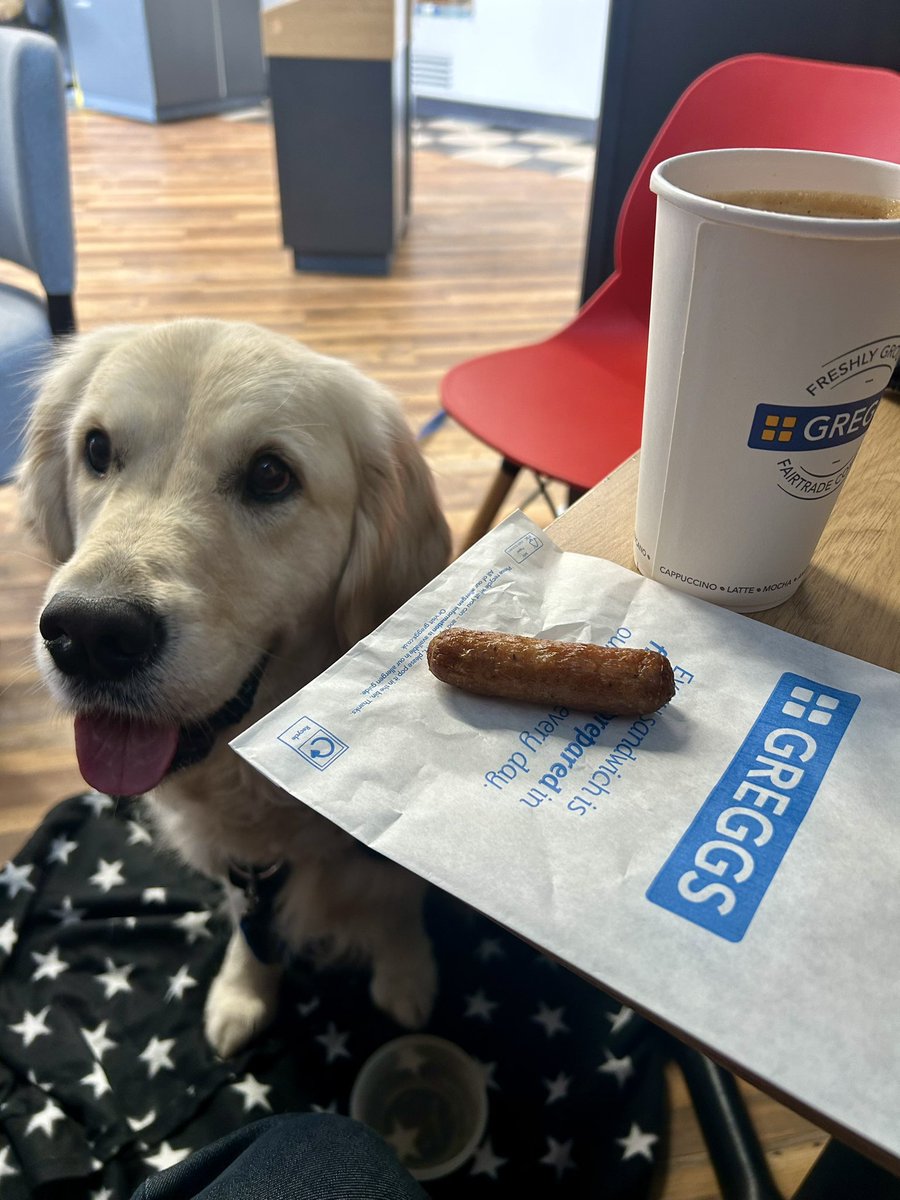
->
[0,25,75,482]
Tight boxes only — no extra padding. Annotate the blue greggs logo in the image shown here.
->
[748,390,881,452]
[646,673,859,942]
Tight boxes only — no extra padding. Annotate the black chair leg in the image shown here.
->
[669,1040,784,1200]
[47,293,76,336]
[792,1138,900,1200]
[667,1035,900,1198]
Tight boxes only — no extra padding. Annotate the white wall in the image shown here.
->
[412,0,610,120]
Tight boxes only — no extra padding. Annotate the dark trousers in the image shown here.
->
[132,1114,429,1200]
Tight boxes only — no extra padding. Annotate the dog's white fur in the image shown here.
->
[19,319,451,1056]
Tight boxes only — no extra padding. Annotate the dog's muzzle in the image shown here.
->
[39,591,268,798]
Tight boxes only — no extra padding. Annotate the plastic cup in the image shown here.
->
[633,148,900,612]
[349,1034,488,1182]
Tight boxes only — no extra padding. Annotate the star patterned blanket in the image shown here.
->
[0,794,667,1197]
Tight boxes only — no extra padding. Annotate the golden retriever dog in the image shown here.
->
[19,319,451,1057]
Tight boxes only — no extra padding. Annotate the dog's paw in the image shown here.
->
[204,976,278,1058]
[370,955,437,1030]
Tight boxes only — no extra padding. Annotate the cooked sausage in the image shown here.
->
[427,628,675,715]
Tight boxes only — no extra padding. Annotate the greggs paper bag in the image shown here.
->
[233,512,900,1161]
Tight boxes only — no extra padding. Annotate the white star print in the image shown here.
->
[47,835,78,865]
[543,1071,571,1103]
[0,1146,17,1181]
[230,1075,272,1113]
[0,917,18,955]
[89,858,125,893]
[82,792,114,817]
[617,1122,658,1162]
[139,1036,176,1078]
[470,1137,508,1179]
[475,1059,499,1091]
[81,1061,112,1099]
[0,862,35,898]
[384,1121,420,1162]
[474,937,504,962]
[165,964,197,1002]
[540,1136,575,1178]
[91,1188,114,1200]
[82,1020,117,1061]
[96,958,135,999]
[173,910,212,942]
[142,887,167,905]
[126,1110,157,1132]
[532,1002,569,1037]
[144,1141,192,1172]
[31,946,70,982]
[464,989,498,1020]
[606,1004,633,1036]
[599,1048,635,1088]
[25,1098,65,1138]
[127,819,153,846]
[310,1100,338,1114]
[11,1006,52,1047]
[50,896,85,926]
[315,1023,350,1063]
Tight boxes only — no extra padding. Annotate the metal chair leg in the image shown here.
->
[48,293,76,336]
[416,409,448,442]
[792,1138,900,1200]
[669,1040,784,1200]
[462,458,521,550]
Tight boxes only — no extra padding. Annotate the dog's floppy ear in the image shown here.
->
[17,326,140,562]
[334,384,451,650]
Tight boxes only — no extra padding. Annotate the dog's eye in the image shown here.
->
[245,454,297,502]
[84,429,112,476]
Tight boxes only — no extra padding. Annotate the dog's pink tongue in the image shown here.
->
[74,714,179,797]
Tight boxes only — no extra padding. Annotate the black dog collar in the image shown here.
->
[170,654,269,776]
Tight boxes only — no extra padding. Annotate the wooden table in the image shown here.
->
[548,393,900,1182]
[551,395,900,673]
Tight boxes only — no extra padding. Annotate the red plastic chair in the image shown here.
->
[441,53,900,548]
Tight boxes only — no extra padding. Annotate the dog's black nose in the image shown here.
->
[39,593,165,682]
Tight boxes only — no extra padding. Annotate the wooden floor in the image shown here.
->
[0,108,825,1197]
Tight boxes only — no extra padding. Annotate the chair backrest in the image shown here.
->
[603,54,900,318]
[0,26,74,295]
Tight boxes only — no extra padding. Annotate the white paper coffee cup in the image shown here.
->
[633,148,900,611]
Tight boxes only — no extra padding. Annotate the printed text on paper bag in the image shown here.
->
[482,627,694,817]
[350,566,512,714]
